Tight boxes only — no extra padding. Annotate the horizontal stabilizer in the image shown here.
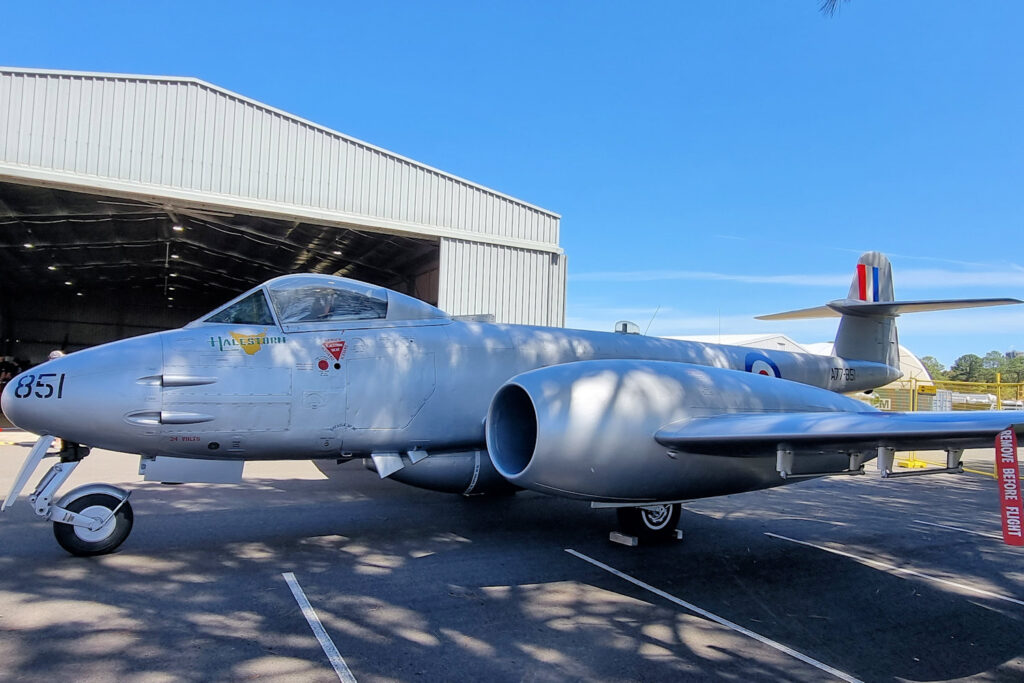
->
[655,411,1024,456]
[756,297,1023,321]
[755,305,839,321]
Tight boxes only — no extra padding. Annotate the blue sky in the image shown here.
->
[3,2,1022,366]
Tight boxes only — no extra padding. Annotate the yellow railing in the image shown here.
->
[866,375,1024,412]
[861,377,1024,471]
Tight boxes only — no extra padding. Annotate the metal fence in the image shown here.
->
[867,379,1024,412]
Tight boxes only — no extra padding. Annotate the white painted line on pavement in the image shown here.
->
[282,572,357,683]
[912,519,1002,540]
[765,533,1024,608]
[565,548,862,683]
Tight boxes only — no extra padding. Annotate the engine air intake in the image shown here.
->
[486,383,538,478]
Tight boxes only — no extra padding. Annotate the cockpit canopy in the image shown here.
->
[269,276,388,324]
[197,274,449,328]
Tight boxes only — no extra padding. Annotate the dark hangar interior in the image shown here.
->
[0,181,439,363]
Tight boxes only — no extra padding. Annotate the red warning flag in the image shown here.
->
[996,429,1024,546]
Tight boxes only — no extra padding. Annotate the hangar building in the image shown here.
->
[0,67,565,363]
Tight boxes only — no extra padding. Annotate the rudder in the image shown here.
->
[847,251,894,304]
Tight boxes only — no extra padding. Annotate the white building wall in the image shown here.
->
[439,238,565,327]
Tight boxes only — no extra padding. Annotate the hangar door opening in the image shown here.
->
[0,181,440,365]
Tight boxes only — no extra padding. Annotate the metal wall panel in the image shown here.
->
[438,238,565,327]
[0,69,560,248]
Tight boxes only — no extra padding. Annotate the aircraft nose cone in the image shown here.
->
[2,368,48,432]
[1,336,164,447]
[1,358,74,432]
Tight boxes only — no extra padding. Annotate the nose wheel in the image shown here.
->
[52,492,134,556]
[3,437,135,556]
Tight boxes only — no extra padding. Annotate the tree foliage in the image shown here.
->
[1002,355,1024,383]
[919,355,946,380]
[941,351,1024,383]
[947,354,985,382]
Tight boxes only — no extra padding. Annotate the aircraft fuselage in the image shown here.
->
[2,317,899,462]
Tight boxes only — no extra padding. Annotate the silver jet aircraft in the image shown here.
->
[2,252,1022,555]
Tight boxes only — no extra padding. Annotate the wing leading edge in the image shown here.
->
[655,411,1024,456]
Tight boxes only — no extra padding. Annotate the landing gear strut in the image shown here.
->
[3,436,133,556]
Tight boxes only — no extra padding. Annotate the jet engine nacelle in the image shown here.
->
[485,360,865,503]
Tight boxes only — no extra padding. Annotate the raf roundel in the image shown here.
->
[744,352,781,378]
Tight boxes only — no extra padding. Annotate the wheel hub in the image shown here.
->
[72,504,116,542]
[641,504,672,529]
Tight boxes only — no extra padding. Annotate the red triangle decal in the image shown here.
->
[323,341,346,361]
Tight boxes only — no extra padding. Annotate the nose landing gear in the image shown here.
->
[52,491,134,556]
[3,436,134,556]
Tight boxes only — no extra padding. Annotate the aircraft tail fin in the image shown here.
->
[756,251,1022,369]
[830,251,900,368]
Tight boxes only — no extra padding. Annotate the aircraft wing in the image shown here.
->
[655,411,1024,456]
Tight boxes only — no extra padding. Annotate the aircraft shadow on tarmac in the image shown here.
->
[1,467,1022,682]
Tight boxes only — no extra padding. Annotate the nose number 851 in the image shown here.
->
[12,373,67,399]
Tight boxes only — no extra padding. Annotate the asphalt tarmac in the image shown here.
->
[0,434,1021,682]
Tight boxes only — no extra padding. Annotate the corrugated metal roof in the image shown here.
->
[0,67,561,253]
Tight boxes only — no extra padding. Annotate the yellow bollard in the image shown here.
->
[897,451,929,469]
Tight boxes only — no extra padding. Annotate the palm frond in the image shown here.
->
[819,0,849,17]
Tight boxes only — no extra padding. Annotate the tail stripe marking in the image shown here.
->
[856,264,880,302]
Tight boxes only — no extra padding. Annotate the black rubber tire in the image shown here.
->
[53,493,133,557]
[616,503,681,542]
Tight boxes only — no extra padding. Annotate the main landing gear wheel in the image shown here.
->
[52,493,134,557]
[616,503,681,543]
